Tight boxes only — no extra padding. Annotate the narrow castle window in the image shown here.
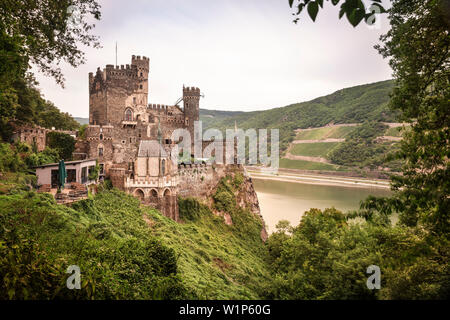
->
[139,84,143,89]
[140,72,143,77]
[98,147,103,156]
[125,108,133,121]
[161,159,166,175]
[100,133,103,140]
[133,97,136,104]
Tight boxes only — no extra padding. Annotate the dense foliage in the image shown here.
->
[0,189,186,299]
[360,0,450,236]
[46,132,76,161]
[289,0,386,26]
[328,121,402,169]
[0,142,59,173]
[203,80,396,153]
[265,0,450,301]
[264,208,449,299]
[0,0,101,86]
[166,174,268,299]
[0,0,96,140]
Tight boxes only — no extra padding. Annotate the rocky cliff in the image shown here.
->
[179,164,267,242]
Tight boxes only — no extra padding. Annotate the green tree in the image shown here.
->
[46,132,76,161]
[287,0,450,235]
[362,0,450,235]
[289,0,386,26]
[0,0,98,140]
[0,0,101,86]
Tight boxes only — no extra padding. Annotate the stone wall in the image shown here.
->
[177,163,267,240]
[12,125,77,152]
[109,167,126,190]
[177,163,226,199]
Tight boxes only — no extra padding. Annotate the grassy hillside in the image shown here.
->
[200,109,244,129]
[0,171,268,299]
[290,142,340,158]
[152,197,269,299]
[295,126,356,140]
[202,80,396,152]
[0,188,186,299]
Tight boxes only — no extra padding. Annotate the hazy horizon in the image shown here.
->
[34,0,392,118]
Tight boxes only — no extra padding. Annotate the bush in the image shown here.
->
[0,190,188,299]
[46,131,75,161]
[0,143,26,172]
[264,207,449,300]
[178,197,212,222]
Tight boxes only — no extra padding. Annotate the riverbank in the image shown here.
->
[246,168,391,189]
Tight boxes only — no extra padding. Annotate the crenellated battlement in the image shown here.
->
[131,55,149,72]
[183,86,201,95]
[148,104,170,111]
[132,55,149,61]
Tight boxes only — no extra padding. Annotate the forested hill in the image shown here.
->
[203,80,396,151]
[75,80,395,152]
[0,79,80,141]
[74,109,243,127]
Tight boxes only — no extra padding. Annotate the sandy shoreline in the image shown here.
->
[247,171,391,189]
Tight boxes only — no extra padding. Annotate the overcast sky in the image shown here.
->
[35,0,392,118]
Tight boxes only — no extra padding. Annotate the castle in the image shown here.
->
[73,54,237,221]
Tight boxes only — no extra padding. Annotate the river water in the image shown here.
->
[252,178,392,233]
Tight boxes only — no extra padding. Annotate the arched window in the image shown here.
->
[98,143,104,157]
[161,159,166,175]
[99,133,103,140]
[125,108,133,121]
[134,189,145,202]
[163,189,171,197]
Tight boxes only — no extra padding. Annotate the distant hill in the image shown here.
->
[75,80,396,153]
[74,111,241,128]
[202,80,396,151]
[200,109,244,129]
[74,117,89,125]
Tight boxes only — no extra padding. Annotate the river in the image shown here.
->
[252,178,392,233]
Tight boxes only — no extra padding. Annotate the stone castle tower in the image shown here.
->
[183,86,200,142]
[81,55,201,221]
[88,55,150,126]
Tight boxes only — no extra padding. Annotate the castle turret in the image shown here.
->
[131,55,149,103]
[183,86,200,143]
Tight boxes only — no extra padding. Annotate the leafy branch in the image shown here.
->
[288,0,387,27]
